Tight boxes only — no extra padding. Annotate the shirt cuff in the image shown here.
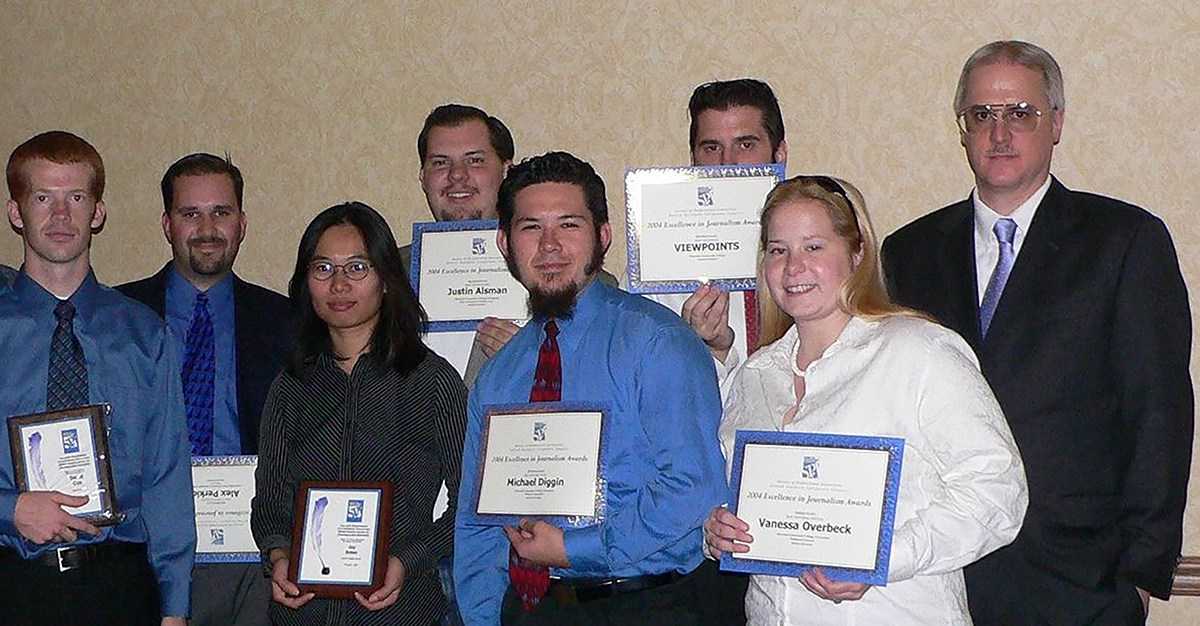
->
[713,345,741,380]
[563,525,605,572]
[0,490,19,536]
[158,575,191,618]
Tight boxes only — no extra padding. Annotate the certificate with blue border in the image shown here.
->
[625,164,784,294]
[463,402,608,529]
[720,430,904,586]
[410,219,528,331]
[192,455,258,563]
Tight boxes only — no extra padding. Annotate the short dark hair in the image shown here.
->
[6,131,105,201]
[417,104,515,164]
[287,201,427,377]
[688,79,785,156]
[161,152,244,213]
[496,151,608,234]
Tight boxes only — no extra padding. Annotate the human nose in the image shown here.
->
[49,195,70,218]
[329,268,353,292]
[538,228,561,252]
[448,161,469,182]
[988,113,1011,143]
[785,252,806,275]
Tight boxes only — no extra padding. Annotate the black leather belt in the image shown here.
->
[549,570,685,604]
[0,541,146,573]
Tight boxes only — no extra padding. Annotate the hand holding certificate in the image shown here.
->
[463,402,607,528]
[717,430,904,586]
[7,404,121,527]
[410,219,529,331]
[288,481,393,598]
[625,164,784,293]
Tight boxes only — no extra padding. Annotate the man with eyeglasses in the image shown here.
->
[881,40,1191,625]
[119,153,294,626]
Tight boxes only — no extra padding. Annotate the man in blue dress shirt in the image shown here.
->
[0,130,195,625]
[118,152,294,626]
[454,152,728,625]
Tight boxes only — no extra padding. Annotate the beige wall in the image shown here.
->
[2,1,1198,620]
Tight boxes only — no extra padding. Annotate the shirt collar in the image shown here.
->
[971,175,1051,245]
[746,316,874,371]
[13,267,101,320]
[167,266,234,305]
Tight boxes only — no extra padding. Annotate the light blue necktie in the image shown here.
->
[979,218,1017,337]
[182,292,215,456]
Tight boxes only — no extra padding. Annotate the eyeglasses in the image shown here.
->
[956,102,1046,134]
[308,259,373,281]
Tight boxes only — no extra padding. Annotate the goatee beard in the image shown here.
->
[527,283,580,320]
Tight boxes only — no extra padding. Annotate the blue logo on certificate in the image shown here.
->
[801,455,819,479]
[471,237,486,255]
[61,429,80,454]
[532,421,547,442]
[210,528,225,545]
[346,499,364,522]
[697,185,714,207]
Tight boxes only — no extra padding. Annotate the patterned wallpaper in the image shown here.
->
[2,1,1198,619]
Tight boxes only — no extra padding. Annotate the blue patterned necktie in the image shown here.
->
[47,300,89,410]
[182,292,215,456]
[979,218,1018,337]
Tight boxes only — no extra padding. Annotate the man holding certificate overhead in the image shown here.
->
[0,131,195,625]
[455,152,728,625]
[668,78,789,376]
[704,176,1027,625]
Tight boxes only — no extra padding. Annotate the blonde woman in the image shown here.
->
[704,176,1028,625]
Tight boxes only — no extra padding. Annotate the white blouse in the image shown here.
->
[719,315,1028,625]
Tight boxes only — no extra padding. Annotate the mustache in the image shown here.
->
[187,235,227,246]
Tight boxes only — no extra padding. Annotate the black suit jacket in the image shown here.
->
[117,265,295,454]
[881,178,1193,624]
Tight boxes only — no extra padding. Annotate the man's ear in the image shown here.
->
[7,199,23,231]
[90,200,107,232]
[496,227,509,261]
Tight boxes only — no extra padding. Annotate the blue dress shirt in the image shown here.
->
[454,279,728,624]
[0,271,196,617]
[165,269,241,455]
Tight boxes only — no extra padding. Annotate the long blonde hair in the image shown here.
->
[756,175,917,349]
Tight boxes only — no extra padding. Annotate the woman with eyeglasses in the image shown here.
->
[702,176,1028,625]
[252,202,467,626]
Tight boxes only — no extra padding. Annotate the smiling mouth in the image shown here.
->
[445,189,477,201]
[784,284,816,294]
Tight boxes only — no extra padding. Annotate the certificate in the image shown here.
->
[410,219,529,331]
[465,402,606,528]
[625,164,785,293]
[289,481,393,598]
[720,430,904,585]
[7,405,121,526]
[193,455,257,563]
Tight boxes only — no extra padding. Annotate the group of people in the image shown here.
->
[0,38,1191,626]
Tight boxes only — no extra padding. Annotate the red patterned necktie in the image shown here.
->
[510,320,559,611]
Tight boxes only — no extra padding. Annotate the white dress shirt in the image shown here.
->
[971,176,1050,304]
[719,316,1028,625]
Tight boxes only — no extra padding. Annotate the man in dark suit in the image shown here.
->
[118,153,293,626]
[881,40,1192,625]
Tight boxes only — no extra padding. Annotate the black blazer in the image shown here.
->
[881,178,1193,624]
[117,264,295,454]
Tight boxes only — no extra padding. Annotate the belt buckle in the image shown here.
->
[56,546,77,573]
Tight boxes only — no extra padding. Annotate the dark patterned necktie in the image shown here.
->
[47,300,89,410]
[182,292,215,456]
[510,319,560,611]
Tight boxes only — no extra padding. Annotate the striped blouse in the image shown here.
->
[252,349,468,626]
